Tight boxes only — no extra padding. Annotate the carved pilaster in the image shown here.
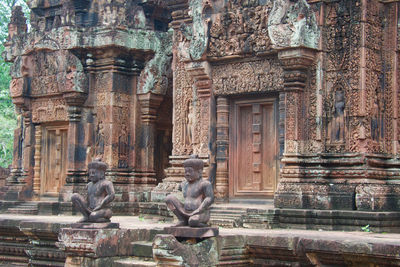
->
[185,60,214,156]
[33,126,42,196]
[215,96,229,201]
[275,47,319,209]
[185,60,216,184]
[278,48,317,154]
[136,92,164,184]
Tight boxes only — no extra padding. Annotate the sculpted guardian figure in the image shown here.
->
[165,155,214,227]
[71,158,115,223]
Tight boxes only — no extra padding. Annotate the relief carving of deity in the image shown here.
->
[184,101,195,152]
[331,88,345,143]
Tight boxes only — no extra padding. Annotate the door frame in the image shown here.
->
[229,96,279,199]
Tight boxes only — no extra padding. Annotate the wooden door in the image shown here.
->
[40,125,68,196]
[230,98,278,197]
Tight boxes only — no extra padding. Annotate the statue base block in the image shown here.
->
[70,222,120,229]
[164,226,219,238]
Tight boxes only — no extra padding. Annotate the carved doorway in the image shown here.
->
[40,125,68,196]
[229,97,278,198]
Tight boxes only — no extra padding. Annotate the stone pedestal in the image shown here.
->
[164,226,219,238]
[69,222,119,229]
[58,225,125,267]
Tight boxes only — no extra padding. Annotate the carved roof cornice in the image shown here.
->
[3,26,170,61]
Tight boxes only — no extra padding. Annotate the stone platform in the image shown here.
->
[3,200,400,233]
[0,214,400,266]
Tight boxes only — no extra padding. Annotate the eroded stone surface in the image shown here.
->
[70,222,120,229]
[153,234,218,267]
[164,226,218,238]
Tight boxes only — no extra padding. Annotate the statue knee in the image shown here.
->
[71,193,80,203]
[165,194,177,208]
[165,194,174,203]
[188,216,200,227]
[104,209,112,219]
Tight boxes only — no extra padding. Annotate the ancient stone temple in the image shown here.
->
[2,0,400,223]
[3,0,173,204]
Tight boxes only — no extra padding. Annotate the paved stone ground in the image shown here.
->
[1,213,399,243]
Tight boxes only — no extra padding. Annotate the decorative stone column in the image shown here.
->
[274,47,318,209]
[186,60,216,184]
[60,91,87,202]
[215,96,229,201]
[32,126,41,197]
[278,48,316,154]
[137,92,164,185]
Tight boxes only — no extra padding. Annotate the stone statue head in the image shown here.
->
[183,155,203,183]
[88,158,107,183]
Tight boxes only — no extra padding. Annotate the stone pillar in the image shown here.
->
[136,92,164,185]
[10,110,23,184]
[215,96,229,201]
[61,92,87,202]
[278,48,316,154]
[186,61,216,185]
[274,47,318,209]
[32,126,41,197]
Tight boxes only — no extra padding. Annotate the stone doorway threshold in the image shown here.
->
[0,214,400,266]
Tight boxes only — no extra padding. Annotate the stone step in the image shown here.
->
[7,202,39,215]
[211,211,245,216]
[17,203,39,207]
[113,257,156,267]
[210,218,241,228]
[211,206,248,212]
[8,208,38,215]
[211,210,247,216]
[210,206,247,228]
[131,241,153,258]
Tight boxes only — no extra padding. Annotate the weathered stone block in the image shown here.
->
[153,234,218,267]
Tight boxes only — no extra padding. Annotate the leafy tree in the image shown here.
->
[0,0,28,167]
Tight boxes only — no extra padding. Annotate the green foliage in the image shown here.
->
[0,54,15,168]
[0,0,28,167]
[361,224,371,232]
